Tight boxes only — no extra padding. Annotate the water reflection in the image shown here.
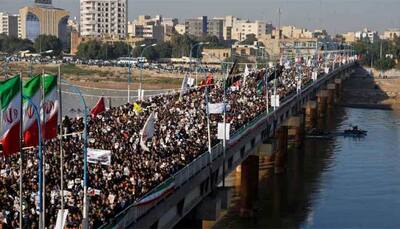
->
[212,108,400,228]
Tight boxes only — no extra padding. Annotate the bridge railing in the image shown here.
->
[100,62,356,228]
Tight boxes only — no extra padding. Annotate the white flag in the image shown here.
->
[180,75,189,97]
[140,112,155,151]
[207,103,226,114]
[324,67,330,74]
[187,77,195,87]
[312,71,318,81]
[243,64,250,85]
[55,209,69,229]
[217,123,230,140]
[271,94,280,107]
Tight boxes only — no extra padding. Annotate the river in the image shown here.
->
[211,107,400,228]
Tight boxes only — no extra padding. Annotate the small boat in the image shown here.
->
[339,126,367,137]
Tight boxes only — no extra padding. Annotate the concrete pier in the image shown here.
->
[240,155,259,217]
[304,101,317,131]
[317,90,328,118]
[274,126,288,174]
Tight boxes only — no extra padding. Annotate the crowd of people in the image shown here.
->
[0,57,347,228]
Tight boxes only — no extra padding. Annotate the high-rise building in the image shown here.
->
[19,0,69,45]
[0,12,21,38]
[231,20,267,41]
[208,18,224,40]
[80,0,128,38]
[185,16,208,37]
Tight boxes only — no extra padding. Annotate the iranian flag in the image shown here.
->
[0,76,21,156]
[41,74,59,140]
[134,179,175,206]
[23,75,41,147]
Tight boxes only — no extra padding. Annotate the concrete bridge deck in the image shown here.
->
[101,62,357,229]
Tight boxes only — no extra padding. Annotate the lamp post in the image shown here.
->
[21,96,43,229]
[139,44,157,101]
[61,79,89,229]
[190,42,209,85]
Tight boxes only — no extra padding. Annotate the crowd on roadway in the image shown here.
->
[0,56,346,228]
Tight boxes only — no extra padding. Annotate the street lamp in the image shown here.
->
[138,43,157,101]
[190,42,209,85]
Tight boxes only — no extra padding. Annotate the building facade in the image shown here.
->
[207,18,224,40]
[0,12,21,38]
[185,16,208,37]
[383,29,400,40]
[231,20,267,41]
[19,2,69,45]
[355,28,379,43]
[80,0,127,38]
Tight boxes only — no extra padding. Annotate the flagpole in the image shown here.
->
[41,69,46,228]
[58,64,65,221]
[222,64,228,188]
[205,87,212,162]
[19,72,23,229]
[265,71,269,112]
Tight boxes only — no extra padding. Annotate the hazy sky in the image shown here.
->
[1,0,399,34]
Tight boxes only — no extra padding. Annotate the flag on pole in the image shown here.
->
[91,97,105,117]
[243,64,250,85]
[41,74,59,140]
[257,80,264,95]
[23,75,41,147]
[207,103,226,114]
[140,112,155,151]
[133,102,143,113]
[180,75,189,98]
[0,76,21,156]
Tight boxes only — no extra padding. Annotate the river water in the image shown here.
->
[211,107,400,228]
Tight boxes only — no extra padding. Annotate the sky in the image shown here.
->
[1,0,399,34]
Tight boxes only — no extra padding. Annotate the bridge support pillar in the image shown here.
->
[240,155,259,217]
[317,90,328,119]
[274,126,288,174]
[304,101,317,131]
[327,83,336,108]
[334,79,342,101]
[285,116,304,148]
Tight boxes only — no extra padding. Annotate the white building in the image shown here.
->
[383,28,400,40]
[0,12,21,38]
[127,15,177,41]
[231,19,267,41]
[80,0,127,38]
[355,28,379,43]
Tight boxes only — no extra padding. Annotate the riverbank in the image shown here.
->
[3,61,195,90]
[341,66,400,110]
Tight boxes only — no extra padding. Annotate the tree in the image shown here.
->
[374,57,395,71]
[154,41,172,58]
[240,34,257,45]
[0,34,33,54]
[33,35,63,56]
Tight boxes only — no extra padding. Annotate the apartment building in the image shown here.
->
[80,0,127,38]
[0,12,21,38]
[383,28,400,40]
[128,15,178,41]
[231,20,267,41]
[185,16,208,37]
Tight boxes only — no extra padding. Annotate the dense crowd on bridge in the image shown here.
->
[0,57,349,228]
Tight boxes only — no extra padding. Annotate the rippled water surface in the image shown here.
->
[212,108,400,229]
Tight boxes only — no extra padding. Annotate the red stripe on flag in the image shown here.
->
[2,123,20,156]
[24,121,39,147]
[42,112,58,140]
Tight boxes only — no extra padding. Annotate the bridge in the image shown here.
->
[101,61,358,229]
